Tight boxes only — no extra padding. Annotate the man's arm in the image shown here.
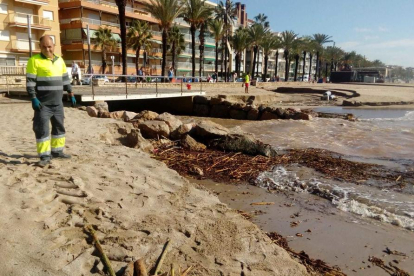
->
[26,58,37,99]
[62,59,72,93]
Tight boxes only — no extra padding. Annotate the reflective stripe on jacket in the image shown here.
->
[26,53,72,105]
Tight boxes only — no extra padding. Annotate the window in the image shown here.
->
[0,58,15,66]
[43,10,53,21]
[0,30,10,41]
[0,3,7,14]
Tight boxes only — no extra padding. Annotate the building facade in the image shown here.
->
[0,0,61,66]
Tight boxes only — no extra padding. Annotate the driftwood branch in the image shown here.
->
[85,225,116,276]
[154,239,171,275]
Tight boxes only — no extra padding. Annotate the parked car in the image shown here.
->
[81,75,109,85]
[114,76,138,83]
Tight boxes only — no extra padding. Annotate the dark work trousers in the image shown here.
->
[33,104,66,158]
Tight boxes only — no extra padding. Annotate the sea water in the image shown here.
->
[241,108,414,230]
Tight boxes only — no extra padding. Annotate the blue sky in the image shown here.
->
[231,0,414,67]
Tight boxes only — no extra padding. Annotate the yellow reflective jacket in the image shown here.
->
[26,53,72,105]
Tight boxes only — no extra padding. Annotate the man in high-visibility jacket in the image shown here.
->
[26,35,76,167]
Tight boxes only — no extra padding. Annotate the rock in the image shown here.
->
[275,108,286,118]
[342,100,362,107]
[123,111,138,122]
[293,112,313,120]
[86,106,98,117]
[210,97,224,105]
[193,104,210,116]
[222,100,236,106]
[232,103,246,110]
[171,123,194,140]
[212,133,277,157]
[189,165,204,176]
[210,105,230,118]
[138,120,170,139]
[125,129,154,153]
[260,111,280,120]
[78,106,87,111]
[229,109,247,120]
[156,112,182,132]
[246,96,255,105]
[180,135,206,151]
[242,105,253,112]
[135,110,159,121]
[247,108,259,120]
[110,111,125,119]
[194,120,229,139]
[193,95,211,105]
[94,101,109,113]
[100,111,111,118]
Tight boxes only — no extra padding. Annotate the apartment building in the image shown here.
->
[0,0,61,66]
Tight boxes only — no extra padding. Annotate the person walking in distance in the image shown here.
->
[244,73,250,93]
[71,61,80,85]
[26,35,76,167]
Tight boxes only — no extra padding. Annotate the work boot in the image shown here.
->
[36,157,51,167]
[51,152,71,159]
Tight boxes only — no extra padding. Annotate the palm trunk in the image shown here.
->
[325,62,328,78]
[215,40,219,73]
[220,38,224,78]
[301,51,306,81]
[315,51,319,80]
[116,1,127,75]
[308,53,313,81]
[224,34,228,82]
[135,46,141,75]
[172,42,176,75]
[284,50,289,81]
[294,54,299,81]
[235,52,240,77]
[102,50,107,74]
[199,23,205,78]
[161,29,167,79]
[190,25,196,79]
[256,48,260,78]
[274,51,278,78]
[263,55,268,82]
[252,46,257,77]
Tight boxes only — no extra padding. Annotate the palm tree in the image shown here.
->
[289,38,305,81]
[254,13,270,28]
[183,0,212,78]
[260,33,280,82]
[208,19,225,74]
[230,27,248,77]
[127,20,153,75]
[93,27,118,74]
[144,0,184,79]
[167,25,186,75]
[199,17,213,77]
[280,30,299,81]
[312,33,333,79]
[247,23,268,78]
[115,0,127,75]
[215,0,236,81]
[324,46,344,73]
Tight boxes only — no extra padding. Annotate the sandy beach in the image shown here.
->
[0,97,309,276]
[1,82,413,275]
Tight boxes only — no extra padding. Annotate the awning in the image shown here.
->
[205,44,216,48]
[149,39,162,45]
[177,69,191,72]
[83,29,120,41]
[204,57,215,61]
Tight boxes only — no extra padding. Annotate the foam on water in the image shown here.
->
[255,166,414,231]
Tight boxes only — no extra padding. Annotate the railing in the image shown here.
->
[85,74,204,101]
[151,48,162,53]
[81,17,120,28]
[11,40,41,51]
[9,12,52,28]
[151,30,162,37]
[0,66,26,75]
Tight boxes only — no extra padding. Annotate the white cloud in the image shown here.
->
[364,35,379,40]
[354,27,372,33]
[378,26,389,32]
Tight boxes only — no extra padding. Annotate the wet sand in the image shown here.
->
[195,175,414,276]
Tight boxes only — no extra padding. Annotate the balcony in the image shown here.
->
[9,13,52,30]
[10,40,41,53]
[15,0,49,6]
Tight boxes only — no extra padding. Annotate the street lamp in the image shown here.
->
[110,55,115,80]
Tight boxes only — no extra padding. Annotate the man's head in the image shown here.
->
[39,35,54,59]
